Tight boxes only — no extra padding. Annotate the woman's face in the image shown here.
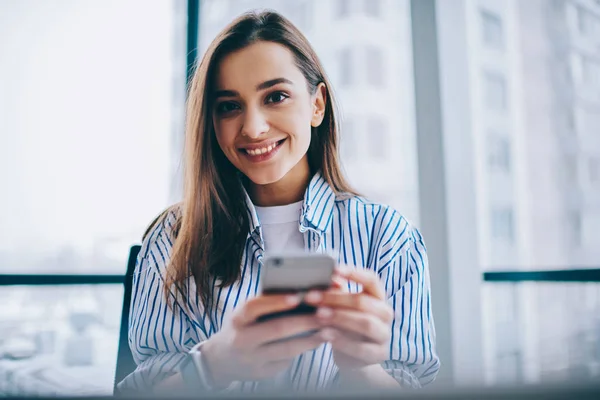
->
[212,41,326,186]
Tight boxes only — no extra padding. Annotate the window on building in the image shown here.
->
[589,158,599,184]
[581,56,600,87]
[568,211,582,247]
[552,0,564,12]
[576,6,594,36]
[340,117,358,161]
[335,0,350,18]
[364,0,382,18]
[367,116,388,159]
[491,207,515,242]
[488,132,511,173]
[564,155,579,184]
[366,46,384,87]
[566,110,576,132]
[481,10,504,50]
[484,72,507,111]
[339,48,353,87]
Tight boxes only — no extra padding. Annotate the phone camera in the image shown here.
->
[273,258,282,267]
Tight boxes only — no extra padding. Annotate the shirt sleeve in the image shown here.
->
[376,213,440,388]
[116,225,209,393]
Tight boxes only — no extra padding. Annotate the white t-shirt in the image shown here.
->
[254,200,305,253]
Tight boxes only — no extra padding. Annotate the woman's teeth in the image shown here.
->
[245,143,277,156]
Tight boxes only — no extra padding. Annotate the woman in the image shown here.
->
[118,10,439,394]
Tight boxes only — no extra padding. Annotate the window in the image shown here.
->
[335,0,350,18]
[576,6,594,37]
[581,56,600,86]
[491,208,515,242]
[364,0,382,18]
[341,117,358,159]
[339,48,353,86]
[552,0,564,12]
[481,10,504,50]
[568,211,582,247]
[589,158,599,184]
[566,110,576,132]
[484,72,507,110]
[0,0,182,274]
[564,155,579,184]
[365,46,384,87]
[488,133,511,173]
[367,116,388,159]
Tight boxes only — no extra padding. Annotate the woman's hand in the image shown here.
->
[304,266,394,371]
[201,293,325,387]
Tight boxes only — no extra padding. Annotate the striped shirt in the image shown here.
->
[118,171,440,393]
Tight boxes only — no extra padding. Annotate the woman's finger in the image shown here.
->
[242,314,321,348]
[329,275,349,292]
[315,308,390,344]
[321,328,387,365]
[231,293,303,327]
[305,291,393,323]
[334,266,386,300]
[255,331,325,362]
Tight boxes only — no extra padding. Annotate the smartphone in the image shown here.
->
[257,252,336,324]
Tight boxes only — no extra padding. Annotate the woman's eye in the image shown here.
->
[265,91,289,104]
[216,101,240,114]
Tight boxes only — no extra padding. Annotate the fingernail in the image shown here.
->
[285,294,301,305]
[320,328,336,341]
[316,307,333,319]
[304,290,323,303]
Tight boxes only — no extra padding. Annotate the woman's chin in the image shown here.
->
[243,168,288,186]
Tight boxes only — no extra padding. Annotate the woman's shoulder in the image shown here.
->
[137,203,182,272]
[336,194,423,250]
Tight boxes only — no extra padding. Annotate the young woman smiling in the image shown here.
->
[118,10,439,394]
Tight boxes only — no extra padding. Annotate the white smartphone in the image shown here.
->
[257,252,336,323]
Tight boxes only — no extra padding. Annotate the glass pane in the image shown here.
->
[483,71,507,111]
[482,282,600,385]
[0,284,122,396]
[450,0,600,271]
[481,9,504,49]
[199,0,421,226]
[439,0,600,387]
[0,0,187,274]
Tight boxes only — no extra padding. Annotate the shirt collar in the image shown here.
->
[241,185,262,241]
[300,171,336,233]
[241,170,337,240]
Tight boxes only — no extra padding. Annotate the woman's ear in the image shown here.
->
[311,82,327,128]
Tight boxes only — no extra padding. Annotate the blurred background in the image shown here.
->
[0,0,599,396]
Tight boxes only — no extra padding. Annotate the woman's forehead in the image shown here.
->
[215,41,303,91]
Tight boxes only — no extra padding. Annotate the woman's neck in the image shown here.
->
[248,157,311,207]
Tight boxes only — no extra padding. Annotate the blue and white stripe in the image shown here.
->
[118,171,440,392]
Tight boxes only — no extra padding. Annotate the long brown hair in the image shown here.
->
[160,10,355,309]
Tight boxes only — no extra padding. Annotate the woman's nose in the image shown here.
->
[241,107,269,139]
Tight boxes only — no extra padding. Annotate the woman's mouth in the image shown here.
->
[239,139,286,162]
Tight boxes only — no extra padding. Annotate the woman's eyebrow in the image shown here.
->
[256,77,293,91]
[214,78,293,99]
[214,89,238,99]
